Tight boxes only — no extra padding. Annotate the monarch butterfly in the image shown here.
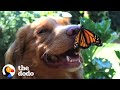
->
[74,25,102,49]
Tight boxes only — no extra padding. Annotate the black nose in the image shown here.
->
[66,25,80,36]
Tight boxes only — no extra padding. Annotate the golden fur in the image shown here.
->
[5,17,84,79]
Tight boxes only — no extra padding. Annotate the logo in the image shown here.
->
[2,64,15,78]
[18,65,34,77]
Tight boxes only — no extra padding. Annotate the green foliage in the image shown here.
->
[80,17,118,43]
[115,51,120,60]
[80,16,117,79]
[82,47,116,79]
[84,57,115,79]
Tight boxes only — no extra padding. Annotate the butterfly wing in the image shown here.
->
[84,29,96,44]
[75,30,89,49]
[79,30,89,48]
[75,27,102,49]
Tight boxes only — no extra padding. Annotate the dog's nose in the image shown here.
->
[66,25,81,36]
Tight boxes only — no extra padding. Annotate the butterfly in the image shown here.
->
[74,25,102,49]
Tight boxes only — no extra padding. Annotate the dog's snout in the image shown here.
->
[66,25,80,36]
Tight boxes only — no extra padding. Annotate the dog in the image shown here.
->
[5,16,84,79]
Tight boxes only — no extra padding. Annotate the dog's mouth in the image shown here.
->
[41,46,83,68]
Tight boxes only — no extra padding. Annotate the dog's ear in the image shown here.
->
[56,12,72,25]
[55,17,71,25]
[5,25,30,66]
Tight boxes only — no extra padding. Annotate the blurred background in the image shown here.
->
[0,11,120,79]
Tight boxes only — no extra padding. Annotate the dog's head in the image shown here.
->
[5,16,83,73]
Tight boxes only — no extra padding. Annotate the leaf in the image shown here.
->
[104,19,111,32]
[115,51,120,59]
[80,18,95,31]
[92,57,112,70]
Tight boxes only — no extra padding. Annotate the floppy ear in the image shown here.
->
[55,17,71,25]
[5,25,30,66]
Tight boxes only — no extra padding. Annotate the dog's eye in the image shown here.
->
[39,29,47,34]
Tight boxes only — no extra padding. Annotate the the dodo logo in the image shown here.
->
[2,64,15,78]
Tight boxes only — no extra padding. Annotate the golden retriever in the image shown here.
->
[5,16,84,79]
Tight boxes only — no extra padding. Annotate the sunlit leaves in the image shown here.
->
[80,17,95,31]
[115,51,120,60]
[84,57,115,79]
[80,13,116,79]
[92,57,112,70]
[80,17,118,44]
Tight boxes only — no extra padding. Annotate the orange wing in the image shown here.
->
[75,26,102,49]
